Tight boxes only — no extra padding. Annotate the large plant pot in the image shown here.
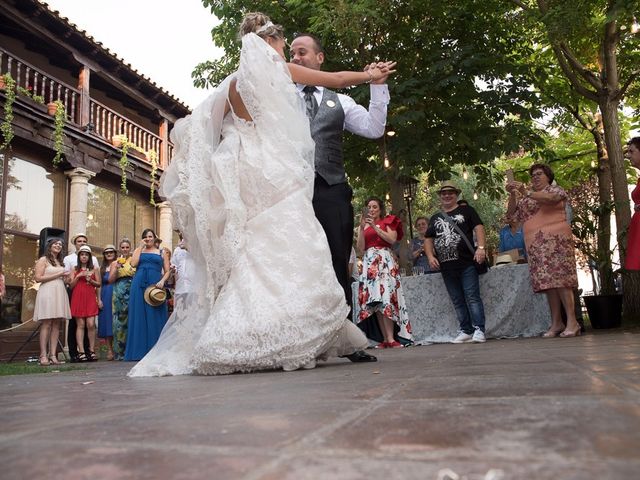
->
[583,294,623,329]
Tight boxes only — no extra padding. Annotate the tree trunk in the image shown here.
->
[598,99,632,251]
[598,99,637,321]
[594,127,615,295]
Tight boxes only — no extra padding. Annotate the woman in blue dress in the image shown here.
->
[124,229,170,361]
[97,245,117,360]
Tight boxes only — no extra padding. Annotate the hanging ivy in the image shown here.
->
[0,73,16,151]
[51,100,66,167]
[147,149,158,206]
[117,136,159,205]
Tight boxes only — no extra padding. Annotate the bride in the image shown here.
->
[128,13,396,376]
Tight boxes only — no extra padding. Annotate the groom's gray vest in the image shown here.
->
[310,89,346,185]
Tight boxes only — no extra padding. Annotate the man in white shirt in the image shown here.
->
[290,34,391,362]
[63,233,100,362]
[171,234,194,302]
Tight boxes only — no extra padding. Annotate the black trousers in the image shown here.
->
[312,177,354,314]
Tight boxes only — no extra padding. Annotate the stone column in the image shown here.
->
[64,167,95,252]
[157,202,173,252]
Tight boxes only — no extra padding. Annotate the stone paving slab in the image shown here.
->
[1,330,639,480]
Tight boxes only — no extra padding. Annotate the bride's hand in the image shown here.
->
[366,61,397,84]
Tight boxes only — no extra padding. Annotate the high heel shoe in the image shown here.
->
[542,329,563,338]
[38,355,50,366]
[559,326,582,338]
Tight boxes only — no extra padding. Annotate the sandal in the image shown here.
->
[106,352,114,361]
[49,355,65,365]
[88,351,98,361]
[38,355,50,366]
[77,352,88,362]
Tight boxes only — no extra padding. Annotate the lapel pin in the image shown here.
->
[326,100,336,108]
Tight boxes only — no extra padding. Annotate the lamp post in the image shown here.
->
[400,176,419,239]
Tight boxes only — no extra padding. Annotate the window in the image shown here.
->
[87,184,116,248]
[3,157,65,234]
[1,234,38,327]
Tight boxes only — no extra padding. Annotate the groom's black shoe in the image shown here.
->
[343,350,377,363]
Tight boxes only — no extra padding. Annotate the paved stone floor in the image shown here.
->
[1,329,639,480]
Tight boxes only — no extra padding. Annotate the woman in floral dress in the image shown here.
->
[507,164,581,338]
[108,238,135,360]
[356,197,412,348]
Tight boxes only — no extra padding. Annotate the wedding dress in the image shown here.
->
[128,33,366,376]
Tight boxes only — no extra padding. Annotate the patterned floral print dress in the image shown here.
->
[357,215,413,342]
[112,257,135,360]
[515,184,578,292]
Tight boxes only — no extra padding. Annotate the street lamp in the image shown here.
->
[400,175,419,238]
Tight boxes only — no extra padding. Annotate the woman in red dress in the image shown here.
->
[625,137,640,271]
[356,197,413,348]
[68,245,101,361]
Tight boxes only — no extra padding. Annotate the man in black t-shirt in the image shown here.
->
[425,182,488,344]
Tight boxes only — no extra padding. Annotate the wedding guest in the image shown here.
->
[356,196,413,348]
[507,164,580,338]
[124,229,170,361]
[411,216,432,272]
[625,136,640,270]
[97,245,117,360]
[498,214,526,260]
[108,238,135,360]
[33,238,71,365]
[171,232,194,305]
[63,233,100,362]
[0,267,5,300]
[425,181,488,344]
[68,245,101,361]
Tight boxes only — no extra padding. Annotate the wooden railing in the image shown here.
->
[90,98,162,157]
[0,47,173,166]
[0,47,80,124]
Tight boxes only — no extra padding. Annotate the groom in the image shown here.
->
[290,33,391,363]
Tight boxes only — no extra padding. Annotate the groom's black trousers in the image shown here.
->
[312,176,354,316]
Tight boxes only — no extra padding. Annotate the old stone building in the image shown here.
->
[0,0,189,354]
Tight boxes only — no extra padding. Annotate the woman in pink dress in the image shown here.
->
[507,164,580,338]
[625,137,640,270]
[33,239,71,365]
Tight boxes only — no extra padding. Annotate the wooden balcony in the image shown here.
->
[0,47,174,168]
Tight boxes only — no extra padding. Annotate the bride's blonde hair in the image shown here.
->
[239,12,284,40]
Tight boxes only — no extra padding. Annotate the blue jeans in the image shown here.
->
[441,265,486,334]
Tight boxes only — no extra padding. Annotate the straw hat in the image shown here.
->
[102,244,117,254]
[437,181,461,194]
[144,285,167,307]
[71,233,88,244]
[77,245,92,255]
[495,251,518,266]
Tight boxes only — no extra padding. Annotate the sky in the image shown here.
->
[43,0,222,108]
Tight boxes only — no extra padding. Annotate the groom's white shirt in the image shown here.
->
[295,84,390,138]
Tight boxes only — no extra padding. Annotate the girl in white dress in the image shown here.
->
[129,13,395,376]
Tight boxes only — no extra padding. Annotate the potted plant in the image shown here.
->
[111,134,126,148]
[570,180,622,328]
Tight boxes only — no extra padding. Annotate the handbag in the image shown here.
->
[440,211,490,274]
